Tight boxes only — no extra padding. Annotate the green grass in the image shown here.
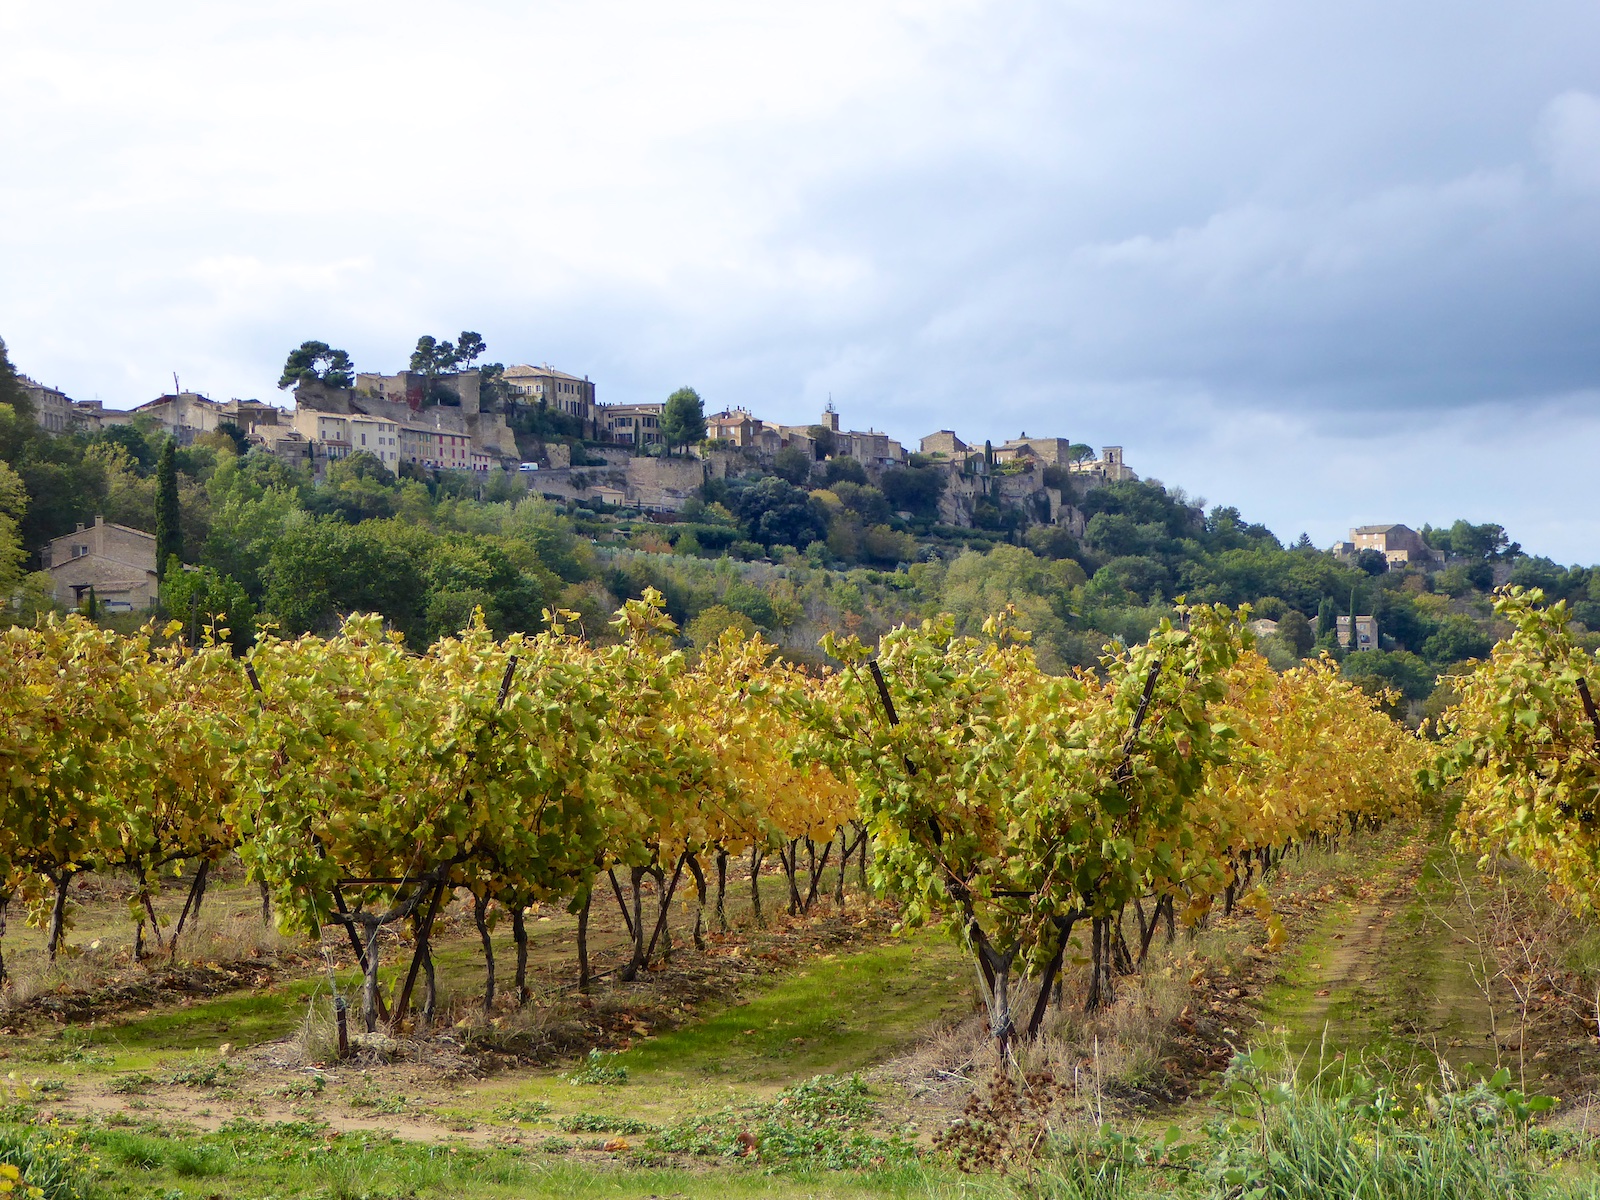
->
[432,930,973,1137]
[1,1115,1008,1200]
[617,932,969,1084]
[7,979,338,1077]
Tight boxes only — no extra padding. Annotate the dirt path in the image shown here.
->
[1291,899,1388,1036]
[1261,828,1513,1080]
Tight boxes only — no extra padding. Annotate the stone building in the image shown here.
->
[1339,524,1442,569]
[354,369,483,414]
[1337,614,1380,652]
[44,516,159,612]
[125,393,282,445]
[601,403,665,448]
[17,376,74,433]
[778,407,904,468]
[67,400,136,431]
[501,365,597,423]
[918,430,969,459]
[995,436,1072,466]
[131,392,230,443]
[706,408,760,447]
[17,380,136,434]
[287,409,403,469]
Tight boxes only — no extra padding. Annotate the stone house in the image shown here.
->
[44,516,159,612]
[601,403,665,448]
[131,392,230,444]
[346,414,402,468]
[919,430,969,459]
[706,408,761,447]
[500,365,596,421]
[1337,614,1380,652]
[996,436,1072,466]
[1342,524,1442,569]
[289,410,355,462]
[778,408,904,467]
[18,376,74,433]
[837,428,906,468]
[261,429,317,470]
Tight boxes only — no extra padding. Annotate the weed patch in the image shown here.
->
[557,1112,656,1134]
[653,1074,916,1170]
[492,1099,551,1123]
[567,1049,628,1085]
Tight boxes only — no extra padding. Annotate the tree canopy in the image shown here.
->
[661,387,707,455]
[277,341,354,390]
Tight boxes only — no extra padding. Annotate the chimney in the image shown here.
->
[75,522,84,533]
[95,515,105,526]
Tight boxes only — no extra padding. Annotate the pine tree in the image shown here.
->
[155,440,181,581]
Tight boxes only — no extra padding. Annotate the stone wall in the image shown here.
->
[523,454,707,512]
[625,456,706,510]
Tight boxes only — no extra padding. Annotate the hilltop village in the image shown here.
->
[18,356,1136,531]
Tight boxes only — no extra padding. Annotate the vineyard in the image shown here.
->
[0,592,1424,1033]
[16,588,1600,1197]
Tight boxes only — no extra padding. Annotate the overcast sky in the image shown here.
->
[3,1,1599,558]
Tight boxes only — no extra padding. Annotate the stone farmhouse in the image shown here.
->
[1332,524,1443,570]
[1336,614,1381,652]
[43,516,159,612]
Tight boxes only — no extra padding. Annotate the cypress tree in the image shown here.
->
[1316,596,1338,643]
[155,440,181,581]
